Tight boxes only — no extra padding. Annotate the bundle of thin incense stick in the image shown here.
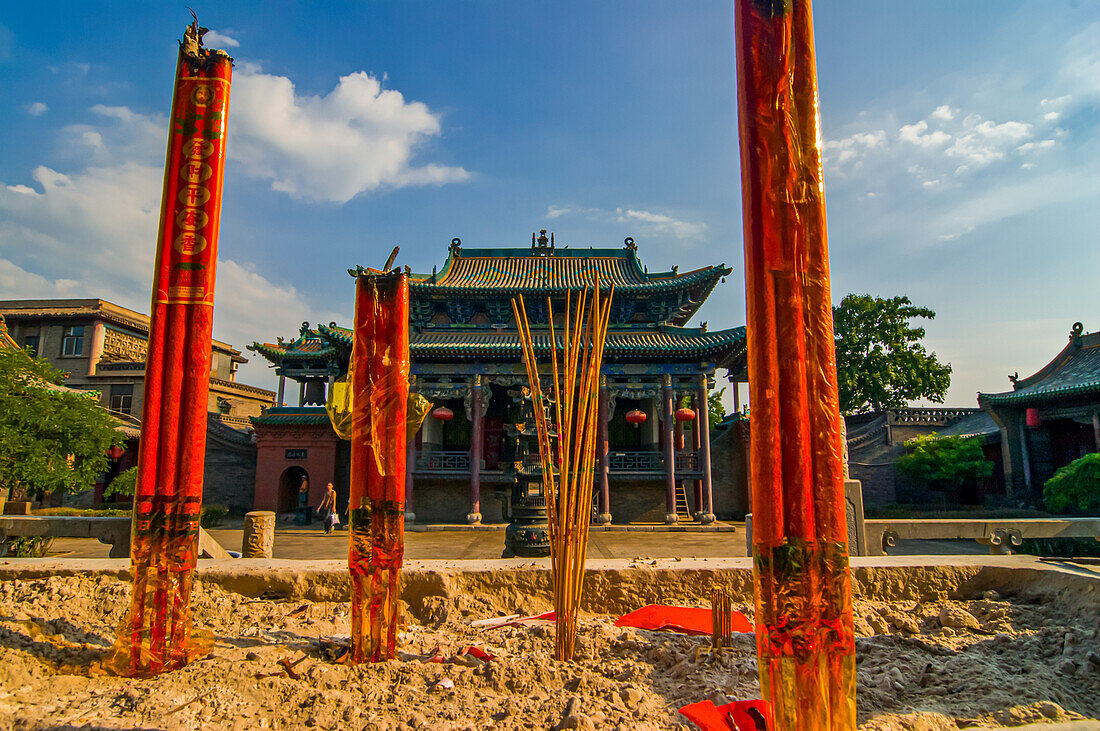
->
[512,278,613,661]
[711,589,733,656]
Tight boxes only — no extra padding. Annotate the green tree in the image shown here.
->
[896,434,993,503]
[708,387,727,429]
[833,294,952,414]
[1043,453,1100,515]
[104,465,138,499]
[0,347,125,498]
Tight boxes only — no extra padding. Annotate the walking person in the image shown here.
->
[317,482,339,534]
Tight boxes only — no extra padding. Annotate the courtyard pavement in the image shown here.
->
[44,522,987,560]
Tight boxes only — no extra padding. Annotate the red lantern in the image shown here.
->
[625,409,646,426]
[1025,408,1041,428]
[675,407,696,423]
[432,406,454,422]
[107,445,125,460]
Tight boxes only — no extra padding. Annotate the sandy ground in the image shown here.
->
[0,574,1098,731]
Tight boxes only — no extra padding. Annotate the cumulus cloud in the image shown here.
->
[930,105,955,121]
[230,67,469,203]
[26,102,48,117]
[822,130,886,165]
[203,30,240,49]
[899,120,951,148]
[544,204,707,241]
[0,102,339,387]
[615,208,706,240]
[826,99,1063,183]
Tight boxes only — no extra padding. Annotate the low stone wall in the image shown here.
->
[3,556,1095,617]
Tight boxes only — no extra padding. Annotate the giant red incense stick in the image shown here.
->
[734,1,856,728]
[348,268,410,662]
[107,19,232,677]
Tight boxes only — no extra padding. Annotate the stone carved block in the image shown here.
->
[242,510,275,558]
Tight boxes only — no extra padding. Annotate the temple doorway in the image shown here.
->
[278,466,309,514]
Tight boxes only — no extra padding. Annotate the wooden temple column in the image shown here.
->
[276,375,285,407]
[692,394,703,519]
[596,376,612,524]
[1093,411,1100,452]
[298,381,305,407]
[467,375,483,524]
[661,374,677,523]
[406,377,417,522]
[696,372,715,523]
[405,436,416,523]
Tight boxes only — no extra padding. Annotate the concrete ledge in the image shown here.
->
[2,555,1095,615]
[867,517,1100,556]
[406,522,739,533]
[0,516,131,558]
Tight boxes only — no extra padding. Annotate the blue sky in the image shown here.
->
[1,1,1097,408]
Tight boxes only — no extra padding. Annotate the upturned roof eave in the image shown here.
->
[978,380,1100,407]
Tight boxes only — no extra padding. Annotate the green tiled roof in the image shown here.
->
[979,329,1100,407]
[318,322,744,362]
[251,407,332,426]
[408,247,730,295]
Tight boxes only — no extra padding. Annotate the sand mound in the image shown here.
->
[0,572,1097,730]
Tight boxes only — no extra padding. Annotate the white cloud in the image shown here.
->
[203,30,240,49]
[230,67,469,203]
[1043,111,1061,121]
[26,102,48,117]
[0,102,339,387]
[899,120,951,148]
[944,115,1032,167]
[1016,139,1056,154]
[930,105,955,121]
[543,204,706,241]
[545,206,572,219]
[615,208,707,240]
[1040,95,1072,110]
[822,129,885,165]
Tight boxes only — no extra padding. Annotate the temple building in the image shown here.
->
[979,322,1100,505]
[249,232,747,524]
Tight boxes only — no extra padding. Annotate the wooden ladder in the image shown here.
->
[674,481,693,521]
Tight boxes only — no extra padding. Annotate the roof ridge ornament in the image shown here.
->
[624,236,637,251]
[532,229,555,256]
[450,237,461,255]
[1070,321,1084,347]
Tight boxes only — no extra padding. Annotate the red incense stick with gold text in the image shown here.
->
[108,18,232,677]
[347,265,410,663]
[734,1,856,728]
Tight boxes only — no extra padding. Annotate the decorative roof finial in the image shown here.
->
[1008,372,1019,387]
[1070,321,1084,347]
[533,229,554,256]
[450,237,461,255]
[624,236,637,251]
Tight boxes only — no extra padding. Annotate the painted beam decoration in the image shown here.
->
[106,19,232,677]
[348,267,410,662]
[734,0,857,728]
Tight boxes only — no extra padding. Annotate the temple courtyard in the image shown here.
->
[42,524,988,561]
[0,555,1096,730]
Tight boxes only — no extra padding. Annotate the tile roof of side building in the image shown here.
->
[0,298,245,361]
[979,322,1100,406]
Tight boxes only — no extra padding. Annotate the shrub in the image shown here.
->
[896,434,993,503]
[8,536,54,557]
[103,466,137,498]
[1018,537,1100,558]
[1042,453,1100,515]
[35,507,131,517]
[200,504,228,528]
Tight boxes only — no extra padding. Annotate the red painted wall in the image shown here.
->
[254,423,339,511]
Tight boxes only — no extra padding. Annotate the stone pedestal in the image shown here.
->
[242,510,275,558]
